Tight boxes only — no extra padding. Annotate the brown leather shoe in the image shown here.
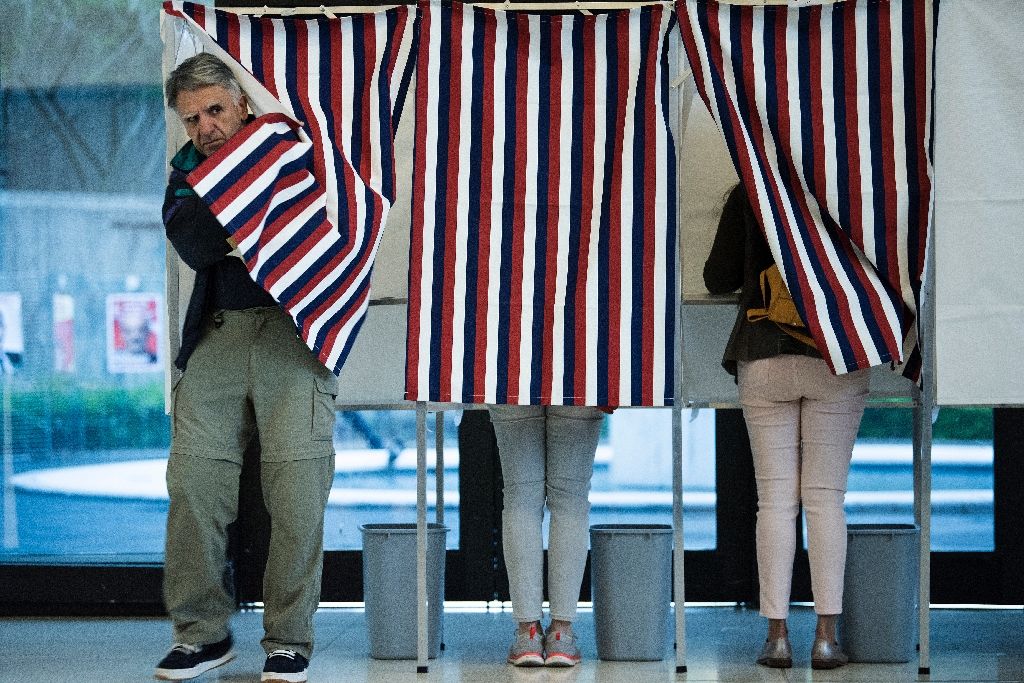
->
[756,636,793,668]
[811,638,849,669]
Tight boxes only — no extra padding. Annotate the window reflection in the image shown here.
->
[839,407,993,552]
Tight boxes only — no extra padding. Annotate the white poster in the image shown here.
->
[106,293,163,374]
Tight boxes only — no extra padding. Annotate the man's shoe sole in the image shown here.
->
[261,672,308,683]
[154,650,236,680]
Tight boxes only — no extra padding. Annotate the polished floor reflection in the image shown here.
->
[0,605,1021,682]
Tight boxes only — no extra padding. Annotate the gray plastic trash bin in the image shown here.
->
[589,524,673,661]
[838,523,920,663]
[360,523,448,660]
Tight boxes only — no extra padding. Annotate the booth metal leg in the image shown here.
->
[672,404,687,674]
[415,402,429,673]
[435,411,445,526]
[670,58,692,676]
[434,410,445,652]
[913,400,933,676]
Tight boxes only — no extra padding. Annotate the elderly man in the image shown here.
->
[156,53,338,683]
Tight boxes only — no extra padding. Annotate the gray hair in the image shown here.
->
[165,53,243,110]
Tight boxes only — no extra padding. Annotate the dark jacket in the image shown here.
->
[163,140,277,370]
[703,185,819,377]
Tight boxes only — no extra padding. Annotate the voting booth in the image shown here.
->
[161,0,1024,673]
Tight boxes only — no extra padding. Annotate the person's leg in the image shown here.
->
[737,358,802,623]
[258,455,335,659]
[164,453,242,646]
[251,307,339,662]
[543,406,603,626]
[797,359,869,627]
[489,405,547,627]
[163,311,255,648]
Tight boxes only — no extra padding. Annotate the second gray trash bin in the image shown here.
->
[589,524,673,661]
[360,522,448,660]
[839,523,920,663]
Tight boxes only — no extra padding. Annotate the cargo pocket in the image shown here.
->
[312,373,339,440]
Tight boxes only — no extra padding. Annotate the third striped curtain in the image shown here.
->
[678,0,935,379]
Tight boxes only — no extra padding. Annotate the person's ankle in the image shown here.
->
[766,618,789,640]
[815,614,839,642]
[518,620,542,636]
[549,620,573,635]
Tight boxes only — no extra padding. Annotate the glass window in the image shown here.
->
[326,410,461,551]
[843,407,993,551]
[597,408,716,550]
[1,0,172,560]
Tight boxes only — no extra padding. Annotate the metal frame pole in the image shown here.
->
[435,411,445,526]
[915,193,938,676]
[415,401,429,673]
[434,409,445,652]
[671,55,695,675]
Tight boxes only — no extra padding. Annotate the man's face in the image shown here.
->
[175,85,248,157]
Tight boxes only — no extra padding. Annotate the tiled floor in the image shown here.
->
[1,605,1022,682]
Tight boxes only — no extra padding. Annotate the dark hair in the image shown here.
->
[165,53,242,110]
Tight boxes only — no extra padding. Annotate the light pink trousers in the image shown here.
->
[737,355,869,619]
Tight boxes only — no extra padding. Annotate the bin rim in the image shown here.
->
[359,522,450,534]
[589,523,673,534]
[846,523,919,534]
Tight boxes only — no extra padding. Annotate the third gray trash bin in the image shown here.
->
[839,523,920,663]
[589,524,673,661]
[360,522,448,660]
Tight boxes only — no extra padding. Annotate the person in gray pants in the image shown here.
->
[489,405,606,667]
[156,53,337,683]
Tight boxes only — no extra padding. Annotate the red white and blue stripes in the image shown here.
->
[163,1,416,374]
[405,1,678,406]
[679,0,934,378]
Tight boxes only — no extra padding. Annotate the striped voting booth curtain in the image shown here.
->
[163,2,416,375]
[406,1,679,406]
[679,0,934,379]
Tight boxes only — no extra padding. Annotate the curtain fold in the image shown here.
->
[163,1,416,375]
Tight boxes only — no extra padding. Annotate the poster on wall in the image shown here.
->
[0,293,24,374]
[106,293,162,374]
[53,294,75,373]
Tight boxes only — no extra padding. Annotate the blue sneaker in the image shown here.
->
[507,623,545,666]
[262,649,309,682]
[154,634,235,680]
[543,627,581,667]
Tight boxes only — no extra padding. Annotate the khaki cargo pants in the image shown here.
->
[164,307,338,660]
